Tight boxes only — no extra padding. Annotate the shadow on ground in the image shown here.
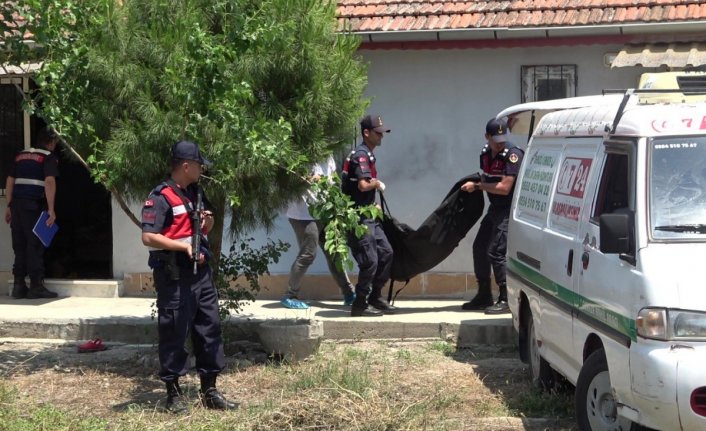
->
[449,345,577,431]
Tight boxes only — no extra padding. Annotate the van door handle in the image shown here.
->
[567,250,574,276]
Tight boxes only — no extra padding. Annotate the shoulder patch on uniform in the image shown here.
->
[142,208,157,224]
[508,153,519,164]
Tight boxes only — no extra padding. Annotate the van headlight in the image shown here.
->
[637,308,706,340]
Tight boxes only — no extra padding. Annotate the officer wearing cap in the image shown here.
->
[341,114,395,317]
[141,140,236,413]
[460,118,523,314]
[4,127,60,299]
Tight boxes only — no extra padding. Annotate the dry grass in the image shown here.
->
[0,340,575,431]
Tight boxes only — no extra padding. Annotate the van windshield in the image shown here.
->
[650,137,706,240]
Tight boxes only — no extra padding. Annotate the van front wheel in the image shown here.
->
[576,349,641,431]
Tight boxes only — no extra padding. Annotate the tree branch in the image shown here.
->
[61,138,141,228]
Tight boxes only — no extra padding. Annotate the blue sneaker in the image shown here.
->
[343,292,356,306]
[280,297,310,309]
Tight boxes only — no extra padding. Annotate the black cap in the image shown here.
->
[485,118,508,143]
[360,114,391,133]
[35,127,58,149]
[171,140,212,166]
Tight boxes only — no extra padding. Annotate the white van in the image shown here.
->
[499,90,706,431]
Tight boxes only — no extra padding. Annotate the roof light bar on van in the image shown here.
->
[600,88,706,135]
[603,89,706,95]
[636,308,706,341]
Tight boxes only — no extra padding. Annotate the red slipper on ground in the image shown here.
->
[77,338,107,353]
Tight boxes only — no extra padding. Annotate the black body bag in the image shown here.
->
[381,174,485,302]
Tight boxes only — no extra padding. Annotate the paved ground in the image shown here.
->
[0,296,515,346]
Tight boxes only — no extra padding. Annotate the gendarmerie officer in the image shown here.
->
[4,127,59,299]
[460,118,523,314]
[141,141,236,413]
[341,114,396,317]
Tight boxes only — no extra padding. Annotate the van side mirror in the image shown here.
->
[599,212,632,255]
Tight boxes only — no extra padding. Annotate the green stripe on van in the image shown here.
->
[508,258,637,342]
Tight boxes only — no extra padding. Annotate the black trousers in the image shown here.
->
[348,219,393,301]
[472,206,509,299]
[154,264,225,382]
[10,198,45,285]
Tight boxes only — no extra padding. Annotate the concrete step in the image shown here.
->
[7,279,123,298]
[0,297,515,347]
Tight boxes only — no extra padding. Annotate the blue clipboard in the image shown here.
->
[32,211,59,247]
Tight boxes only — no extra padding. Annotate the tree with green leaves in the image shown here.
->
[1,0,370,265]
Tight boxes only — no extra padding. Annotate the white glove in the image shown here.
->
[377,180,386,192]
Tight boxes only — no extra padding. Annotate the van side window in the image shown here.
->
[593,153,629,218]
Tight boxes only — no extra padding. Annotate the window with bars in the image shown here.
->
[0,81,26,194]
[521,65,577,103]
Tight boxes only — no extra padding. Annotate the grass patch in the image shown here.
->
[426,340,456,356]
[506,387,574,418]
[0,382,107,431]
[285,356,373,395]
[0,340,575,430]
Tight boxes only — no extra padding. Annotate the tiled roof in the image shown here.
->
[1,3,31,40]
[337,0,706,33]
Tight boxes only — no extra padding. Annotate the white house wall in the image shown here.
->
[112,199,150,278]
[99,43,643,279]
[240,43,642,276]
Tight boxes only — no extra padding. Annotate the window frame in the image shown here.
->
[591,141,636,222]
[521,65,578,103]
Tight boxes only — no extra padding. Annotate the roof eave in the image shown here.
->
[349,21,706,44]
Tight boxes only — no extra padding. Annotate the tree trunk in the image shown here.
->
[207,189,226,270]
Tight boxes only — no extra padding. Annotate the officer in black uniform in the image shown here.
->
[342,114,396,317]
[4,127,60,299]
[141,141,236,413]
[460,118,523,314]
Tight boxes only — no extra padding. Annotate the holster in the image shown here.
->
[151,251,180,281]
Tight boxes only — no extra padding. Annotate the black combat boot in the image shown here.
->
[11,280,28,299]
[200,374,238,410]
[368,296,397,314]
[165,380,188,413]
[350,295,382,317]
[485,283,510,315]
[461,280,494,310]
[367,285,397,313]
[26,280,58,299]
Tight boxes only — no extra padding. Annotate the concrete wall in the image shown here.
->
[112,199,150,278]
[248,43,642,277]
[1,42,643,290]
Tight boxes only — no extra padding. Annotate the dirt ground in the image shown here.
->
[0,339,576,431]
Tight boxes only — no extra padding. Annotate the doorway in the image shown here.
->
[44,141,113,279]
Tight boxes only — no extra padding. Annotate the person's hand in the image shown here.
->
[376,180,386,192]
[201,210,214,232]
[460,181,477,193]
[4,207,10,224]
[46,209,56,227]
[185,243,193,259]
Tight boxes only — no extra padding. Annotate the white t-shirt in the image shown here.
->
[286,155,337,220]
